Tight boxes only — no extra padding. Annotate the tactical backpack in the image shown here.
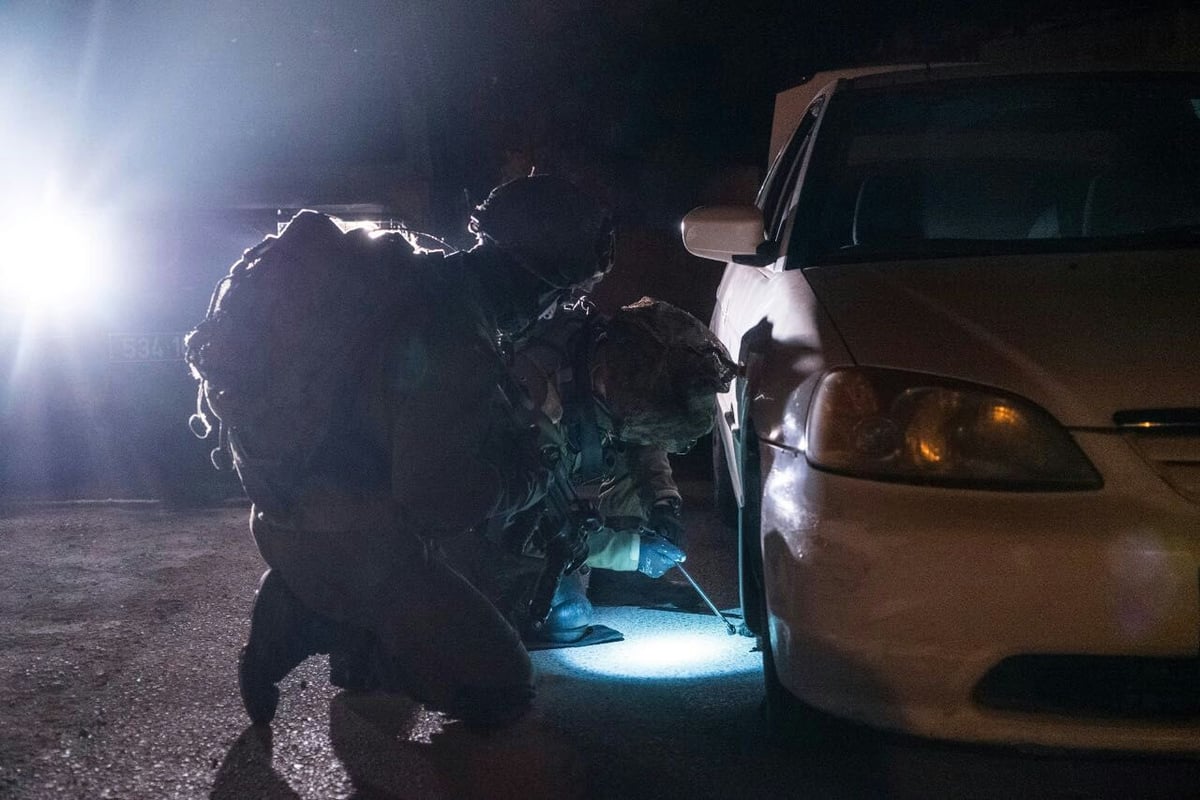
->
[185,211,415,516]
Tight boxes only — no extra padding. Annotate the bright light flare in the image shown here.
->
[0,212,112,315]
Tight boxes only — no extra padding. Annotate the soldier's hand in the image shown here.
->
[636,534,685,579]
[647,497,684,548]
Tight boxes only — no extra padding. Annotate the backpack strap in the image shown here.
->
[561,311,613,483]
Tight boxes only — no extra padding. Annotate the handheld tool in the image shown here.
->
[674,561,738,636]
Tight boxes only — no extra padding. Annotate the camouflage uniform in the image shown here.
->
[508,308,681,569]
[229,175,616,727]
[249,242,551,723]
[453,300,734,631]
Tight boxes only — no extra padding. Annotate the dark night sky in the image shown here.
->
[0,0,1165,226]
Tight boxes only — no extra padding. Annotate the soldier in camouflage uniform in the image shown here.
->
[237,175,615,729]
[456,297,736,643]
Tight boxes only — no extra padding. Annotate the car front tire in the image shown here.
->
[712,430,738,530]
[742,424,834,745]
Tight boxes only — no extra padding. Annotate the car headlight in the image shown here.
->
[806,368,1102,490]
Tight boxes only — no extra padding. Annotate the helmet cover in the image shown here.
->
[599,298,737,453]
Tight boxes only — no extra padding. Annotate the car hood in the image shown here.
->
[804,249,1200,427]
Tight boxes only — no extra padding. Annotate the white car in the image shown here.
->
[682,64,1200,752]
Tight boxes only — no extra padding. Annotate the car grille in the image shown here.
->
[1114,410,1200,505]
[973,654,1200,720]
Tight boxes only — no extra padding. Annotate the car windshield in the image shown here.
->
[799,73,1200,263]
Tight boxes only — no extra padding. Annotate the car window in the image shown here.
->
[791,74,1200,264]
[757,98,822,242]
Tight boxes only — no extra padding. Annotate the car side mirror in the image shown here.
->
[681,205,768,263]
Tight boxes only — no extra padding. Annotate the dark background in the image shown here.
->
[6,2,1185,228]
[0,0,1192,499]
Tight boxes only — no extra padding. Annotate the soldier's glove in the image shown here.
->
[646,497,684,548]
[636,534,685,579]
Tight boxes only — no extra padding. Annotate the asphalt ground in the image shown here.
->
[4,483,1200,799]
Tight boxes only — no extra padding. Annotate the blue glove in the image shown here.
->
[636,535,685,578]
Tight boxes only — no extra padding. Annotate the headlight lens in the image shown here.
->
[806,368,1101,489]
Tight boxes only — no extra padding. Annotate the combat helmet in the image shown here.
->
[598,298,737,453]
[470,175,615,291]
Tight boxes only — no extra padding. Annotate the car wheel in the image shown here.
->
[742,423,829,745]
[712,431,738,530]
[738,424,766,636]
[761,618,829,745]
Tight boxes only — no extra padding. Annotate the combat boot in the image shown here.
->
[526,572,593,644]
[239,569,335,725]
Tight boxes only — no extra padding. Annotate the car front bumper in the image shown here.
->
[759,430,1200,752]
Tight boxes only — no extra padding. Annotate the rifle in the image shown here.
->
[493,379,600,632]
